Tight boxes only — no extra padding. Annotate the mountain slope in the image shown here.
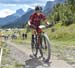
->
[0,15,18,26]
[2,8,34,28]
[55,0,65,3]
[43,1,54,15]
[14,9,25,17]
[0,9,25,27]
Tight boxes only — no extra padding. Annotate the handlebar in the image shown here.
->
[39,25,45,29]
[39,23,54,29]
[30,23,54,29]
[26,23,54,33]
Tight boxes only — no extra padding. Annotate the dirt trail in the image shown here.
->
[5,41,73,68]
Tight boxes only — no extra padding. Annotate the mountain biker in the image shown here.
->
[28,6,50,57]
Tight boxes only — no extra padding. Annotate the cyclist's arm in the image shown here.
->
[28,20,31,26]
[28,14,33,26]
[28,20,37,29]
[41,13,50,25]
[44,19,50,25]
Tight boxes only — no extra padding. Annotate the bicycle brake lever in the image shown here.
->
[39,25,45,29]
[46,23,54,28]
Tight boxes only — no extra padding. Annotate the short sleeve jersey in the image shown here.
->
[29,12,46,27]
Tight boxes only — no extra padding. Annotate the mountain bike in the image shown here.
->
[31,24,53,62]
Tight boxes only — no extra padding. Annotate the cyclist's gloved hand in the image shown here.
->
[46,22,50,25]
[46,22,54,28]
[28,21,37,29]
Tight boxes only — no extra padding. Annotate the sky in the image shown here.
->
[0,0,55,18]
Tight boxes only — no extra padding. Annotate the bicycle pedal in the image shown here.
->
[34,54,37,58]
[29,54,34,58]
[43,57,45,61]
[44,59,51,64]
[38,56,43,59]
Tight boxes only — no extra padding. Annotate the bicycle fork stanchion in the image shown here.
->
[0,48,3,67]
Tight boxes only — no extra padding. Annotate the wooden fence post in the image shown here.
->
[0,48,3,67]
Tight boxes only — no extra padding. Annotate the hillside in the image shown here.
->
[47,23,75,41]
[2,8,34,28]
[0,9,25,27]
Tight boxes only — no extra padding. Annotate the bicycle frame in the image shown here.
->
[32,25,49,47]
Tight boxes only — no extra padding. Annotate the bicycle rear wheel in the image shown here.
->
[41,34,51,62]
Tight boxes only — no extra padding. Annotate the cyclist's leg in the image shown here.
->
[31,29,36,48]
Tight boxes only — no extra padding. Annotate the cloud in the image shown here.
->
[0,0,35,4]
[0,3,17,6]
[0,3,31,11]
[37,0,55,2]
[0,0,55,4]
[47,0,55,1]
[0,9,15,18]
[27,3,45,9]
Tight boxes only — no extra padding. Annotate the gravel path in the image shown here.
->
[6,41,30,65]
[5,41,73,68]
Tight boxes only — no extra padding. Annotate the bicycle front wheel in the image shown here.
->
[41,33,51,62]
[31,35,37,56]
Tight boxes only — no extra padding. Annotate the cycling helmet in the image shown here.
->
[35,6,42,12]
